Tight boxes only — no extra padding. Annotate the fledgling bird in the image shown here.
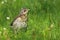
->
[10,8,30,33]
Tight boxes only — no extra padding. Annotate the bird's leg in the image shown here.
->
[23,27,27,32]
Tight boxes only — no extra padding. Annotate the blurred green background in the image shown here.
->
[0,0,60,40]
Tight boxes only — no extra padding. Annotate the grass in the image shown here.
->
[0,0,60,40]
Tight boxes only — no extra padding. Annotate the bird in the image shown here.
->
[10,8,30,33]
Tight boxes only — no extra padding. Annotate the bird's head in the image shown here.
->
[20,8,30,15]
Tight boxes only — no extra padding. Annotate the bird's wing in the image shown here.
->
[10,16,20,26]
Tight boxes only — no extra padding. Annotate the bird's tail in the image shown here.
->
[10,22,13,26]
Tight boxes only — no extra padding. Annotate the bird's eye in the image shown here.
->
[24,9,26,12]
